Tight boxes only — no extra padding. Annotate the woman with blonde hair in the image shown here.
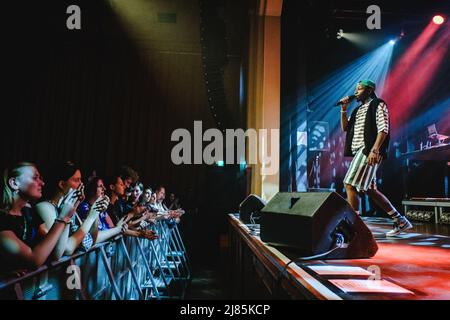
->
[0,162,80,272]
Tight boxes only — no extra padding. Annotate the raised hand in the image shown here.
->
[88,195,110,219]
[139,229,158,240]
[339,96,352,105]
[57,188,82,222]
[124,212,134,224]
[132,205,146,217]
[94,195,110,212]
[116,216,128,234]
[168,210,182,219]
[78,183,85,203]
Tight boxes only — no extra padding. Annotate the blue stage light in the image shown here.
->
[289,42,395,191]
[299,42,394,187]
[305,42,394,134]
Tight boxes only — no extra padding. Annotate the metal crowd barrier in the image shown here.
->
[0,221,190,300]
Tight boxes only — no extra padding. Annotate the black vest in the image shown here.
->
[344,98,390,159]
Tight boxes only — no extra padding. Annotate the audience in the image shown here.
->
[0,162,184,274]
[84,176,158,241]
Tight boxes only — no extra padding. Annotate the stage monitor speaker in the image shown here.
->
[260,192,378,259]
[239,194,267,224]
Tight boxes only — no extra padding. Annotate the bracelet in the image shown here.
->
[370,149,380,154]
[55,218,70,225]
[341,110,347,113]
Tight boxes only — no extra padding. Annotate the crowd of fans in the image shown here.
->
[0,161,184,275]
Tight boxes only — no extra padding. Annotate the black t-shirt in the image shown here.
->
[107,199,126,225]
[0,206,44,248]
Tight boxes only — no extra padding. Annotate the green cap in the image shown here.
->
[358,79,376,91]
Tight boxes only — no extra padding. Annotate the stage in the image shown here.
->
[227,214,450,300]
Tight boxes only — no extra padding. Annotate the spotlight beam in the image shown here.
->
[302,42,394,187]
[386,28,450,132]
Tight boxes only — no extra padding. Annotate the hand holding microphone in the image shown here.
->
[335,94,355,107]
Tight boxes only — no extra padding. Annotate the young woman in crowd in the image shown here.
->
[78,177,127,243]
[104,174,127,225]
[141,187,152,207]
[129,182,144,207]
[35,161,106,258]
[0,162,80,272]
[126,183,148,226]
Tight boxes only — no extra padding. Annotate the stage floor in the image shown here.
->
[228,214,450,300]
[297,217,450,300]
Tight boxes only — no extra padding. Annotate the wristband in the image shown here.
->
[55,218,71,225]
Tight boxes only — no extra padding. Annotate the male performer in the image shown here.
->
[339,80,412,236]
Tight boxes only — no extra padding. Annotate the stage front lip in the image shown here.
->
[228,214,450,300]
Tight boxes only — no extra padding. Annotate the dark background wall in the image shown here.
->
[1,0,248,205]
[0,0,251,267]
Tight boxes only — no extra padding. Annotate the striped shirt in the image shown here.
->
[351,99,389,154]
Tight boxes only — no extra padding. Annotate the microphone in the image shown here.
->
[335,95,355,106]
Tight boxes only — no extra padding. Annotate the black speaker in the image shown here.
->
[260,192,378,259]
[239,194,267,224]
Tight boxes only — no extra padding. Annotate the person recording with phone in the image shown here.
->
[78,177,127,243]
[35,161,103,258]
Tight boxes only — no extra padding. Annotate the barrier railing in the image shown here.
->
[0,221,190,300]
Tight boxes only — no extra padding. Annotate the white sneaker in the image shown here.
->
[386,217,413,237]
